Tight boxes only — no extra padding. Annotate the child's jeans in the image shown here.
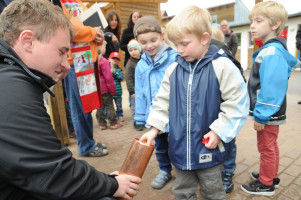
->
[223,139,236,174]
[257,124,279,186]
[113,97,123,118]
[173,165,226,200]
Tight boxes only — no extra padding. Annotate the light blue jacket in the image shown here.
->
[134,43,178,132]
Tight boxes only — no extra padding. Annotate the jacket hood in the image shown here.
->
[261,37,300,70]
[176,44,224,73]
[0,39,56,96]
[141,43,171,64]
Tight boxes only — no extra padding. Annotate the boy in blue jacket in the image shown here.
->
[241,1,301,196]
[133,16,178,189]
[139,6,249,199]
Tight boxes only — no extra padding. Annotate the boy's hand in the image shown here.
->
[112,173,142,199]
[203,131,221,149]
[111,68,116,73]
[254,121,265,131]
[131,94,135,99]
[139,127,159,146]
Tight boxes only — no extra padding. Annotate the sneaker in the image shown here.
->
[250,172,280,188]
[222,172,234,193]
[69,131,76,139]
[99,125,107,130]
[241,179,275,196]
[79,146,108,157]
[110,122,122,130]
[298,101,301,104]
[151,170,171,189]
[118,117,125,122]
[134,123,144,131]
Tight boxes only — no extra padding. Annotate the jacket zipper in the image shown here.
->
[186,59,201,170]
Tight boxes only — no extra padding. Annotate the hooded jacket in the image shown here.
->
[0,39,118,200]
[147,45,249,170]
[134,43,178,130]
[248,37,301,125]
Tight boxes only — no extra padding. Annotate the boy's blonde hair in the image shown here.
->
[0,0,74,47]
[211,26,224,42]
[97,40,107,55]
[249,1,288,36]
[166,5,212,43]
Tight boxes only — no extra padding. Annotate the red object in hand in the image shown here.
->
[202,137,209,144]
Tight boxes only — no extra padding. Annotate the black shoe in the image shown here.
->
[250,172,280,188]
[222,172,234,193]
[298,101,301,104]
[134,122,144,131]
[241,179,275,196]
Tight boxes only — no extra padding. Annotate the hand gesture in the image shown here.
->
[203,131,221,149]
[112,173,142,199]
[112,34,118,43]
[94,27,104,43]
[139,127,159,146]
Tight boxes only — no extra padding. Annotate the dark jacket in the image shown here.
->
[0,39,118,200]
[120,28,134,67]
[224,30,238,56]
[296,25,301,51]
[125,57,139,95]
[248,37,299,125]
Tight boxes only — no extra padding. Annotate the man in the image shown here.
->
[296,25,301,104]
[220,19,238,56]
[0,0,141,199]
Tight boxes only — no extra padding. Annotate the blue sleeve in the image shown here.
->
[134,63,147,125]
[254,54,288,124]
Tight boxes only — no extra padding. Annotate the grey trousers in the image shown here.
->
[173,164,226,200]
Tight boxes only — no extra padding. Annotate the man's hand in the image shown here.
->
[130,94,135,99]
[94,27,104,43]
[254,121,265,131]
[112,174,142,199]
[203,131,221,149]
[139,127,159,146]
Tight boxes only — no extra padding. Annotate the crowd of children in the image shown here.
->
[66,0,301,198]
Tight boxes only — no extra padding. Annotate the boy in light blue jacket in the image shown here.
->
[133,16,178,189]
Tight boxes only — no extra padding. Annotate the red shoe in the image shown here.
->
[99,125,107,130]
[110,122,122,130]
[69,131,76,138]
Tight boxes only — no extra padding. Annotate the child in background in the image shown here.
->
[241,1,301,196]
[125,39,143,131]
[133,16,178,189]
[139,6,249,199]
[108,52,125,122]
[96,43,122,131]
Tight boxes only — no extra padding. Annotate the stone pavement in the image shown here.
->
[66,70,301,200]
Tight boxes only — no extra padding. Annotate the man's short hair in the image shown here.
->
[166,5,212,43]
[133,16,162,38]
[0,0,74,47]
[249,1,288,36]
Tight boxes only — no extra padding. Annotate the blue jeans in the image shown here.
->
[113,97,123,118]
[64,66,96,155]
[223,139,237,174]
[155,133,172,173]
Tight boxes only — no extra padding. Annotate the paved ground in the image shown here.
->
[67,69,301,200]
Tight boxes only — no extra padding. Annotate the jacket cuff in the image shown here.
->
[254,116,267,124]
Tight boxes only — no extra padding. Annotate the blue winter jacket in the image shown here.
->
[147,45,249,170]
[248,37,301,125]
[134,43,178,131]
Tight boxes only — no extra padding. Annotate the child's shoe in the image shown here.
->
[110,122,122,130]
[118,117,125,122]
[222,172,234,193]
[151,170,171,189]
[250,172,280,188]
[69,131,76,139]
[99,125,107,130]
[241,179,275,196]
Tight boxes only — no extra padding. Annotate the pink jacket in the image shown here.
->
[97,56,116,96]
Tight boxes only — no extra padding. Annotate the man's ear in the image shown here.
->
[19,30,35,52]
[201,32,211,46]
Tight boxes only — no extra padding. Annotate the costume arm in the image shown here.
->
[253,54,288,124]
[71,20,97,43]
[210,57,249,143]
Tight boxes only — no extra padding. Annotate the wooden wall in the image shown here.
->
[208,3,235,23]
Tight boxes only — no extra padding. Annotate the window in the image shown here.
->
[249,32,254,47]
[211,14,217,24]
[236,33,241,47]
